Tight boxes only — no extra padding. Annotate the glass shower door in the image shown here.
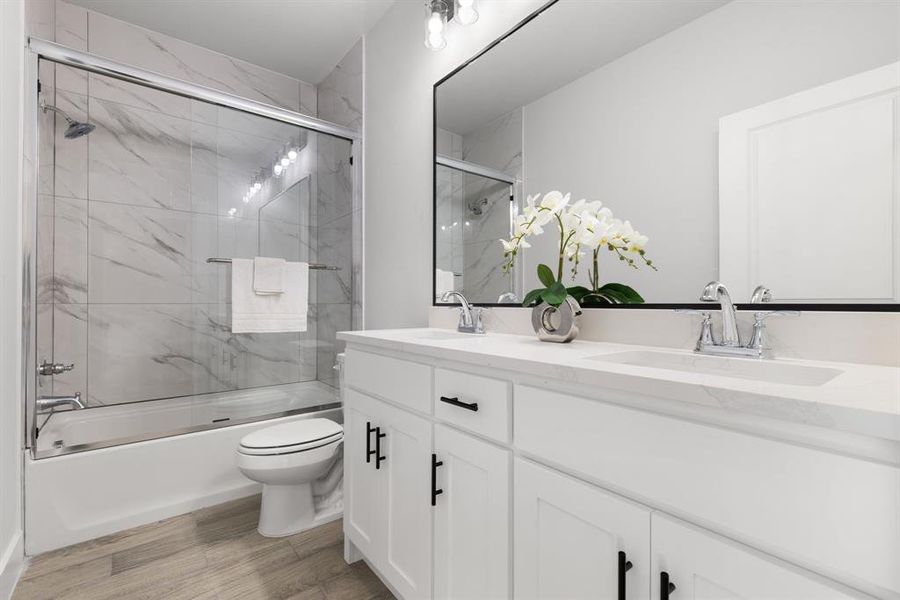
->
[32,60,355,456]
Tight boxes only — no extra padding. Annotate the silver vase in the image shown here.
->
[531,296,582,343]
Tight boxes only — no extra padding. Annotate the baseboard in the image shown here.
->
[0,531,24,600]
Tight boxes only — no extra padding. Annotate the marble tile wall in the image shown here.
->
[316,40,363,387]
[460,108,522,303]
[33,1,330,407]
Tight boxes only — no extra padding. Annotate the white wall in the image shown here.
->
[522,0,900,301]
[363,0,545,329]
[0,0,26,596]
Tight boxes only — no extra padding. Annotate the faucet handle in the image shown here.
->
[674,309,715,349]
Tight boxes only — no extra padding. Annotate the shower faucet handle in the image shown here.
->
[38,360,75,376]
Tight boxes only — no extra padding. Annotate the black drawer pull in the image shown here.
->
[366,421,376,464]
[431,453,444,506]
[439,396,478,412]
[375,427,386,470]
[660,572,676,600]
[618,551,633,600]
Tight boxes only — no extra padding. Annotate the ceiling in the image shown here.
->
[437,0,728,135]
[67,0,396,84]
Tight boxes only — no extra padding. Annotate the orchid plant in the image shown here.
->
[500,191,657,307]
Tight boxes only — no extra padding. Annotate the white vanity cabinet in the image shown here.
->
[344,387,433,600]
[650,515,860,600]
[514,458,651,600]
[341,339,891,600]
[433,424,510,600]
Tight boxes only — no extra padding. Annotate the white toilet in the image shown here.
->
[237,418,343,537]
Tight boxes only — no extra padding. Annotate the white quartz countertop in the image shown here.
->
[338,328,900,443]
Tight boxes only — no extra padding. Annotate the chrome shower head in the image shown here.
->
[63,120,95,139]
[40,99,95,139]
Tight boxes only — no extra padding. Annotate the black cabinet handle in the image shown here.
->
[366,421,376,464]
[375,427,386,470]
[660,572,676,600]
[618,551,633,600]
[439,396,478,412]
[431,453,444,506]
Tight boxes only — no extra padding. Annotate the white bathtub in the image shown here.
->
[25,382,342,555]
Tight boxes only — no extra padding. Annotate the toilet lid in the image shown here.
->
[240,418,343,451]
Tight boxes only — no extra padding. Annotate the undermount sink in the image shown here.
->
[586,350,843,387]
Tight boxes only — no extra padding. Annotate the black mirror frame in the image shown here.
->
[432,0,899,313]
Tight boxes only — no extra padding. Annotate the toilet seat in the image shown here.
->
[239,418,343,456]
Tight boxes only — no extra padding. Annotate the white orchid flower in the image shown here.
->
[539,191,570,214]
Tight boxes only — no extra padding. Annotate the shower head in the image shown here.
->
[40,99,95,139]
[63,120,96,139]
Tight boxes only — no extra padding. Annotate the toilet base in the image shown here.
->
[258,482,317,537]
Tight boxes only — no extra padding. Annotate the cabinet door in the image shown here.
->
[380,399,434,600]
[651,514,862,600]
[433,425,510,600]
[343,389,387,562]
[514,459,651,600]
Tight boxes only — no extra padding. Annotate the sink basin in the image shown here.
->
[586,350,843,387]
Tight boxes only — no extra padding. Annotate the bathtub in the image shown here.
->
[25,381,342,555]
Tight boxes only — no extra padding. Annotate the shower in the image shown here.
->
[40,98,95,139]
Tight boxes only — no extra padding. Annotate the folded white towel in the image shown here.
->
[435,268,456,300]
[232,259,308,333]
[253,256,285,295]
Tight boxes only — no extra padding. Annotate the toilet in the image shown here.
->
[237,418,343,537]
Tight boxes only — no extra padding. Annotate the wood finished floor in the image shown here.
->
[12,495,394,600]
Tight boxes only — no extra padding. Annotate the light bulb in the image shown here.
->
[253,181,262,192]
[280,156,290,167]
[428,12,444,33]
[426,30,446,50]
[273,163,283,176]
[455,0,478,25]
[287,148,298,161]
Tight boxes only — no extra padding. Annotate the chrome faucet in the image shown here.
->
[440,291,485,334]
[700,281,740,346]
[679,283,799,359]
[37,393,85,412]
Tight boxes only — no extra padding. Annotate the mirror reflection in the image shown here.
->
[434,0,900,306]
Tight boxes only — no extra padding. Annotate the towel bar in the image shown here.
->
[206,257,340,271]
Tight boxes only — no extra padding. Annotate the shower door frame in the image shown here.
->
[22,38,364,456]
[434,153,523,302]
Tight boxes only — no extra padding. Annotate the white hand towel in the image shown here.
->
[253,256,285,295]
[232,259,308,333]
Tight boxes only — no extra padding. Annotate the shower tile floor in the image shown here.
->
[12,495,393,600]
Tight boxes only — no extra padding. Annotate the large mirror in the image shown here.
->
[434,0,900,308]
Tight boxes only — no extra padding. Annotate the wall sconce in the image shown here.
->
[424,0,451,51]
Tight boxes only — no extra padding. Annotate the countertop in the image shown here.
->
[338,328,900,444]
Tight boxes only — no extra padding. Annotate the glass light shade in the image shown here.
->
[287,148,298,161]
[424,1,449,50]
[273,163,283,176]
[455,0,478,25]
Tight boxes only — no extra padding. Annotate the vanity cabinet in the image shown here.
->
[344,388,433,600]
[433,424,510,600]
[514,458,651,600]
[342,342,890,600]
[650,514,859,600]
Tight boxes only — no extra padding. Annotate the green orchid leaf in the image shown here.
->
[566,286,591,302]
[522,287,546,307]
[537,264,556,288]
[541,281,568,307]
[580,293,613,306]
[599,283,645,304]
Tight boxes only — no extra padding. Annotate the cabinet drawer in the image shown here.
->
[514,384,900,595]
[345,349,432,413]
[434,368,511,443]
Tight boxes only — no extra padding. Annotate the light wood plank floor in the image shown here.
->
[12,495,393,600]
